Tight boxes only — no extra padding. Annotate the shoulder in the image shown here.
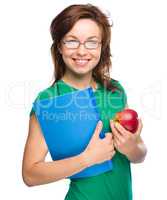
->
[97,78,126,94]
[29,83,58,117]
[110,78,126,93]
[110,78,128,106]
[35,84,58,101]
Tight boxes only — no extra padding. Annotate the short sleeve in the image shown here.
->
[29,92,41,117]
[116,81,127,107]
[29,84,58,117]
[29,107,35,117]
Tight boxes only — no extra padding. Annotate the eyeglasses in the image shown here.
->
[62,40,101,50]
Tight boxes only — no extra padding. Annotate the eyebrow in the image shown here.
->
[65,35,100,40]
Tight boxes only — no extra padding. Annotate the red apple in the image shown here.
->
[114,109,139,133]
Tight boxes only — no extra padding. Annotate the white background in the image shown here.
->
[0,0,166,199]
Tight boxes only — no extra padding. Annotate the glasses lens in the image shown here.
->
[64,40,79,49]
[85,41,99,49]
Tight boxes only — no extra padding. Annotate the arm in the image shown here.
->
[22,115,116,187]
[125,136,147,163]
[22,114,88,187]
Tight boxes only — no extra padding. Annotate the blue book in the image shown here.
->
[33,87,112,179]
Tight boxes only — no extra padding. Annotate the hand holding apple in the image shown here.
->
[110,109,143,156]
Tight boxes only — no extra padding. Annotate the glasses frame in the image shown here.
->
[62,39,102,50]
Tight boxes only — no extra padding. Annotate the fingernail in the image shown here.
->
[110,121,114,127]
[98,120,102,125]
[115,122,119,126]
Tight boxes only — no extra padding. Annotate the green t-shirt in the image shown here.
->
[30,79,132,200]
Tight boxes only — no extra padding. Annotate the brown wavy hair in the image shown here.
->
[50,4,118,92]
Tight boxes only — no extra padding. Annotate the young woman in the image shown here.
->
[22,4,147,200]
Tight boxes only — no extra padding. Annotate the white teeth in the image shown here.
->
[74,59,89,66]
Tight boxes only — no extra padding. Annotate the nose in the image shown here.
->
[76,44,87,56]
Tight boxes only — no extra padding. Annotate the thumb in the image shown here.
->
[91,120,103,141]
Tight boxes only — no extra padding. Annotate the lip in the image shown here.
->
[72,58,91,61]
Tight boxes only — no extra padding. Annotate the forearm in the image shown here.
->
[23,152,88,186]
[126,140,147,163]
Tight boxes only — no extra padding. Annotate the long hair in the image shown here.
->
[50,4,118,92]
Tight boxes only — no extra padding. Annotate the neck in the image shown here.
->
[61,72,96,90]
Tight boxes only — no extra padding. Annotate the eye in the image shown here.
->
[63,40,79,48]
[85,40,100,49]
[87,40,98,43]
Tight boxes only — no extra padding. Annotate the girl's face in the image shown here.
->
[59,19,102,77]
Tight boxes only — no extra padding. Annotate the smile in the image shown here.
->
[72,58,91,66]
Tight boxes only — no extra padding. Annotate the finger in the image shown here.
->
[105,132,112,139]
[110,121,125,143]
[92,120,103,140]
[104,132,113,144]
[113,138,120,149]
[114,122,130,136]
[113,131,121,142]
[109,143,115,151]
[105,132,112,137]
